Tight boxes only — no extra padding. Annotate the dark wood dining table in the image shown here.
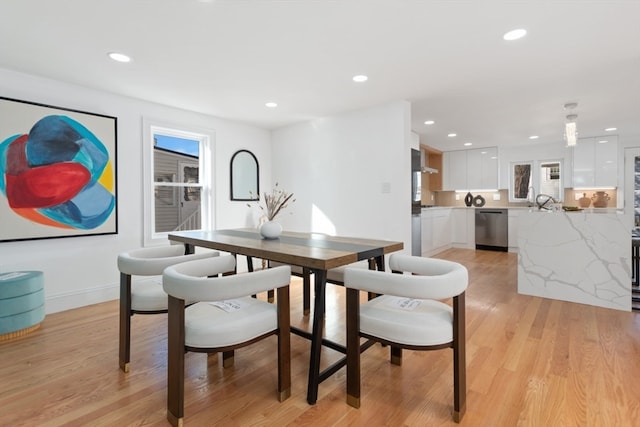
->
[168,228,403,404]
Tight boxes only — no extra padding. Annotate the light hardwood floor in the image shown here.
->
[1,249,639,426]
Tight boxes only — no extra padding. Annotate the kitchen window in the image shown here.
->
[539,161,563,201]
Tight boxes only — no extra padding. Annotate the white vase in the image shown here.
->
[259,221,282,239]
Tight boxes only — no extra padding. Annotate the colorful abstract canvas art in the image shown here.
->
[0,97,117,242]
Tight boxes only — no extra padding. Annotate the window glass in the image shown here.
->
[145,125,212,242]
[539,161,562,201]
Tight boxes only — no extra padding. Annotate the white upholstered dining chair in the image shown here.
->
[117,245,218,373]
[162,255,292,427]
[344,253,469,422]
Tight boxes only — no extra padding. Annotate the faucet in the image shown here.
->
[527,186,536,207]
[536,194,558,211]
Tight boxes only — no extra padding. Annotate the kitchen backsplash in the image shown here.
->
[427,189,617,208]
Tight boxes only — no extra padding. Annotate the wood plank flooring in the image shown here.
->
[1,249,639,426]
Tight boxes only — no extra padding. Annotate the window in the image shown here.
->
[539,161,563,202]
[143,120,214,245]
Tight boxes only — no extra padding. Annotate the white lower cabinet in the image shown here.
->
[451,209,467,244]
[451,208,475,249]
[421,208,452,256]
[432,208,451,251]
[421,211,433,255]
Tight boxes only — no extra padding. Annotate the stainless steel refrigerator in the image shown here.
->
[411,149,421,256]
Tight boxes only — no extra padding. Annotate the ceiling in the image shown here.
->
[1,0,639,152]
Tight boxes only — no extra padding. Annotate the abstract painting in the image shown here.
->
[0,97,117,242]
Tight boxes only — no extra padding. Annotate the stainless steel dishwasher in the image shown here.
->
[475,208,508,251]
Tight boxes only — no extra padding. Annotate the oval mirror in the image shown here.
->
[230,149,259,201]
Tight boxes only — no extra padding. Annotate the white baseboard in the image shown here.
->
[45,283,119,314]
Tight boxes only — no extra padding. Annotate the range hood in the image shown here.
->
[419,146,440,174]
[421,166,439,174]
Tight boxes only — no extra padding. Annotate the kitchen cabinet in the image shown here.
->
[421,208,451,256]
[467,147,499,190]
[421,211,433,255]
[432,208,451,251]
[443,147,498,190]
[442,150,467,191]
[451,208,475,249]
[572,136,618,188]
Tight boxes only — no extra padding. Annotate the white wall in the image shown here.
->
[0,68,271,313]
[271,101,412,254]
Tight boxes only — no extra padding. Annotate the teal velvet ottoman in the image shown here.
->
[0,271,45,340]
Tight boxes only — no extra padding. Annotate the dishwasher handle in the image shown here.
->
[478,210,505,214]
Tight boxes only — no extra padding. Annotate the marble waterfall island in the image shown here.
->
[518,210,630,311]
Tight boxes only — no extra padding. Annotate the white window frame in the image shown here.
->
[143,118,215,246]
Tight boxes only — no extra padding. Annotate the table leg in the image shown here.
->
[307,269,327,404]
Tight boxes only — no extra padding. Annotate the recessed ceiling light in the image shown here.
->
[424,120,435,125]
[265,102,278,108]
[529,135,539,140]
[605,127,617,131]
[447,133,457,137]
[352,75,368,82]
[108,52,131,63]
[598,140,608,144]
[503,29,527,41]
[464,142,472,146]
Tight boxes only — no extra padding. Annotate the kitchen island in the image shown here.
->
[518,209,631,311]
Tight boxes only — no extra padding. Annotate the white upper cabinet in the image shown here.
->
[467,147,498,190]
[572,136,618,188]
[443,147,498,191]
[442,150,468,191]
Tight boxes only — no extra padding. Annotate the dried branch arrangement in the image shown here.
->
[248,183,295,221]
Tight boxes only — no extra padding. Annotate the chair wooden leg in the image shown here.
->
[119,273,131,373]
[277,286,291,401]
[167,296,186,427]
[346,288,361,408]
[390,346,402,366]
[452,292,466,423]
[368,258,382,300]
[222,350,235,368]
[267,289,275,303]
[303,269,311,315]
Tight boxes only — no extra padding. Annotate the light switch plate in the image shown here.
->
[493,193,501,201]
[455,194,460,200]
[381,182,391,193]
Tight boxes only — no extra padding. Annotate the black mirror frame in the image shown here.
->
[230,149,259,201]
